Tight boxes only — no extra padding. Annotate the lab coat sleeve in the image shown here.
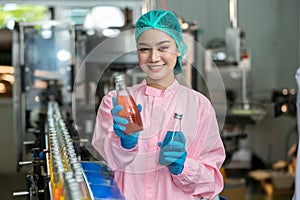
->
[171,101,226,200]
[92,91,139,171]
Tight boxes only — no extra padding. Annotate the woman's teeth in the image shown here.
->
[149,65,163,71]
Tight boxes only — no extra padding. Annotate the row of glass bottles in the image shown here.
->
[47,101,89,200]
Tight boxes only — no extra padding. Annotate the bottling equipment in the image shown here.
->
[13,20,76,162]
[12,100,124,199]
[11,20,88,199]
[204,0,267,165]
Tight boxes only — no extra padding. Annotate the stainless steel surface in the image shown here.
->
[18,161,33,165]
[12,191,31,196]
[229,0,238,28]
[241,68,249,107]
[225,27,241,64]
[23,141,36,145]
[13,190,44,197]
[143,0,158,12]
[204,49,252,108]
[0,98,17,173]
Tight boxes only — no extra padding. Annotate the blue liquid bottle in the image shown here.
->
[162,113,183,145]
[168,113,183,142]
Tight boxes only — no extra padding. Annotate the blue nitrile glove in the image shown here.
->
[111,96,142,149]
[158,131,187,175]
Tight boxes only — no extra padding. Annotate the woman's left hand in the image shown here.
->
[158,131,187,175]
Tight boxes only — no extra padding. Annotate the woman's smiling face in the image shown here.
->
[137,29,180,88]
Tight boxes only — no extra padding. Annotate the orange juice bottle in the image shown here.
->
[114,74,143,134]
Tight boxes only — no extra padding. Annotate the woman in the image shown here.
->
[92,9,226,200]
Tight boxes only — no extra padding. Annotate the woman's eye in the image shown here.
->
[138,48,149,52]
[158,46,169,51]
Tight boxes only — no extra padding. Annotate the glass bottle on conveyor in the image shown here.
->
[113,74,143,134]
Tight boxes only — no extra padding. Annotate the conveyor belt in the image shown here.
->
[46,100,124,200]
[46,101,91,200]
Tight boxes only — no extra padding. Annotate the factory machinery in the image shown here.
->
[204,0,268,168]
[13,100,124,199]
[46,101,90,200]
[13,100,90,199]
[10,19,126,199]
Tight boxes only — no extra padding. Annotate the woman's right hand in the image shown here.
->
[111,96,139,149]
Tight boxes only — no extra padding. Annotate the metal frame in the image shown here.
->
[13,20,76,163]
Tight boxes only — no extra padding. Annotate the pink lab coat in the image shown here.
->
[92,80,226,200]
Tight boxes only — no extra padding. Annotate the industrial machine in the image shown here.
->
[204,0,267,166]
[13,20,76,162]
[11,20,98,199]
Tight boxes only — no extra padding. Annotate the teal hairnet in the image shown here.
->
[135,10,187,74]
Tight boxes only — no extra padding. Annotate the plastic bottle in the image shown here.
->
[113,74,143,134]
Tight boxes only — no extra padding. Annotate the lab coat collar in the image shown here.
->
[143,79,179,98]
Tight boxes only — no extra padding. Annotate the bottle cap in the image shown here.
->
[113,74,125,83]
[174,113,183,119]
